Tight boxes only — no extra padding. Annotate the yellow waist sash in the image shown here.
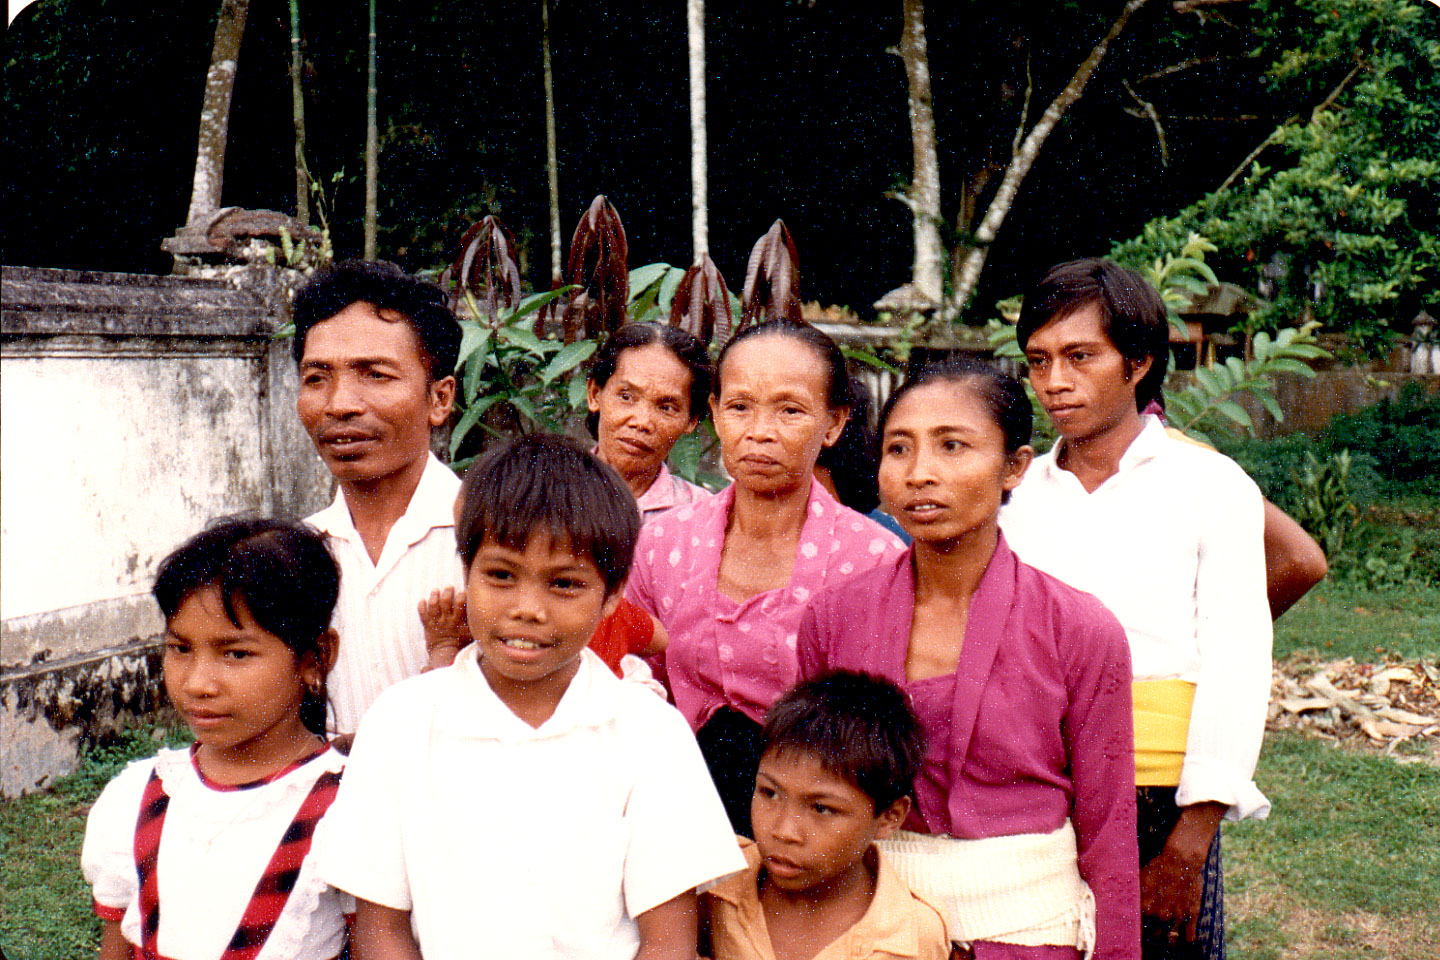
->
[1133,679,1196,787]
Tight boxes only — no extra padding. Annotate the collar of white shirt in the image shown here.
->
[309,452,460,581]
[439,645,624,744]
[1037,413,1168,490]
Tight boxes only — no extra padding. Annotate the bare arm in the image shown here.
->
[1262,500,1327,619]
[352,899,423,960]
[97,920,130,960]
[640,612,669,656]
[634,888,700,960]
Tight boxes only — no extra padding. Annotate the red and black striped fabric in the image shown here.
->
[130,765,342,960]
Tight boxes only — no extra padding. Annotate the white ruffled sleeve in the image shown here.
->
[81,757,155,921]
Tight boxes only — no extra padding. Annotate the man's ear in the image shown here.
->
[874,795,910,841]
[1124,354,1154,387]
[429,375,457,426]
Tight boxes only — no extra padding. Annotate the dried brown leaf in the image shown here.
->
[669,254,733,347]
[740,219,802,332]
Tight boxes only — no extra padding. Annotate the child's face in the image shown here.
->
[164,586,320,764]
[751,747,907,896]
[467,530,621,704]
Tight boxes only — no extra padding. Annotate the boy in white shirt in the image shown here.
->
[313,433,745,959]
[1000,258,1271,960]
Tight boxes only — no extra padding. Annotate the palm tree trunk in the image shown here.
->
[687,0,707,265]
[542,0,562,285]
[288,0,308,226]
[363,0,379,259]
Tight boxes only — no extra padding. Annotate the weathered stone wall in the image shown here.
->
[1,265,333,796]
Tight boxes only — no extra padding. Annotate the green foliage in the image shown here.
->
[1134,233,1220,338]
[1164,323,1331,444]
[1111,0,1440,357]
[0,723,188,959]
[449,286,592,467]
[1323,382,1440,498]
[1289,449,1359,558]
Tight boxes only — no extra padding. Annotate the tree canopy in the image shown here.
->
[3,0,1436,336]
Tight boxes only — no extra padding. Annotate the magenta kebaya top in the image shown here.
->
[627,478,907,731]
[797,536,1139,960]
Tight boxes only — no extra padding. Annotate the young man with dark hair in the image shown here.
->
[292,259,465,735]
[1001,257,1270,959]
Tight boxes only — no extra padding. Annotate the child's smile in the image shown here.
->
[467,531,622,724]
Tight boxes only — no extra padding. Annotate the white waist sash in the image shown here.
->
[878,822,1096,957]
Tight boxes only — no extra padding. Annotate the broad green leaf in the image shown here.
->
[539,340,598,384]
[499,325,548,354]
[627,263,671,300]
[1265,357,1318,376]
[1214,399,1254,430]
[455,324,491,370]
[509,285,578,321]
[450,395,501,455]
[1252,331,1273,359]
[1225,356,1248,384]
[1259,391,1285,422]
[508,394,540,427]
[567,374,588,410]
[839,345,899,374]
[1194,366,1224,396]
[658,267,685,314]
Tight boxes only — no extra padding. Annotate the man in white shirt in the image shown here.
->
[1000,258,1271,960]
[291,260,465,735]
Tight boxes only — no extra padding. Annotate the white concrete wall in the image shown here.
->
[1,265,333,795]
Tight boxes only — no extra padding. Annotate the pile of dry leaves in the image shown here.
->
[1269,658,1440,763]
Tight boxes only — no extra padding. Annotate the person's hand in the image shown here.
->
[418,588,471,670]
[1141,801,1226,943]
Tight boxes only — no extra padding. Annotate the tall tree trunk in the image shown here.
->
[899,0,943,309]
[945,0,1150,320]
[288,0,308,226]
[363,0,378,259]
[183,0,250,228]
[542,0,562,285]
[687,0,707,265]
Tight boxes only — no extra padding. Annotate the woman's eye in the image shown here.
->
[944,439,967,452]
[165,640,190,655]
[812,803,835,815]
[755,785,777,800]
[484,568,514,582]
[224,649,253,661]
[552,578,583,591]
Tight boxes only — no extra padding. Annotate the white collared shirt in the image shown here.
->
[307,453,465,734]
[1000,416,1271,819]
[312,646,746,959]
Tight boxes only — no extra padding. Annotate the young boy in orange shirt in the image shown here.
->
[703,671,950,960]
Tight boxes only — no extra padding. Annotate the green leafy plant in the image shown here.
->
[1136,232,1220,338]
[449,286,591,468]
[1290,449,1360,558]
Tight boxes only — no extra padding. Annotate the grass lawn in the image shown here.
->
[2,583,1436,959]
[1273,579,1440,664]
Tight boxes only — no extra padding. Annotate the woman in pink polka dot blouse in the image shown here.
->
[625,319,907,835]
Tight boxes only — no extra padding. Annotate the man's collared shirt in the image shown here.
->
[308,452,464,734]
[1000,416,1272,819]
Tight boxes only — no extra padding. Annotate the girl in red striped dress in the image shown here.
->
[83,518,350,960]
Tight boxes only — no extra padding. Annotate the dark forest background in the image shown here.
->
[2,0,1430,322]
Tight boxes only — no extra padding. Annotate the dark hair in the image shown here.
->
[586,322,712,436]
[291,259,463,381]
[714,319,851,411]
[1015,257,1170,409]
[153,517,340,735]
[763,671,924,814]
[816,377,879,513]
[456,434,640,595]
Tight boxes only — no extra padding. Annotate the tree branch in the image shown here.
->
[1011,50,1033,158]
[1123,79,1168,165]
[1172,0,1253,13]
[944,0,1152,320]
[1216,59,1363,193]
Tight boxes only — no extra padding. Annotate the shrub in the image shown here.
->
[1319,382,1440,499]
